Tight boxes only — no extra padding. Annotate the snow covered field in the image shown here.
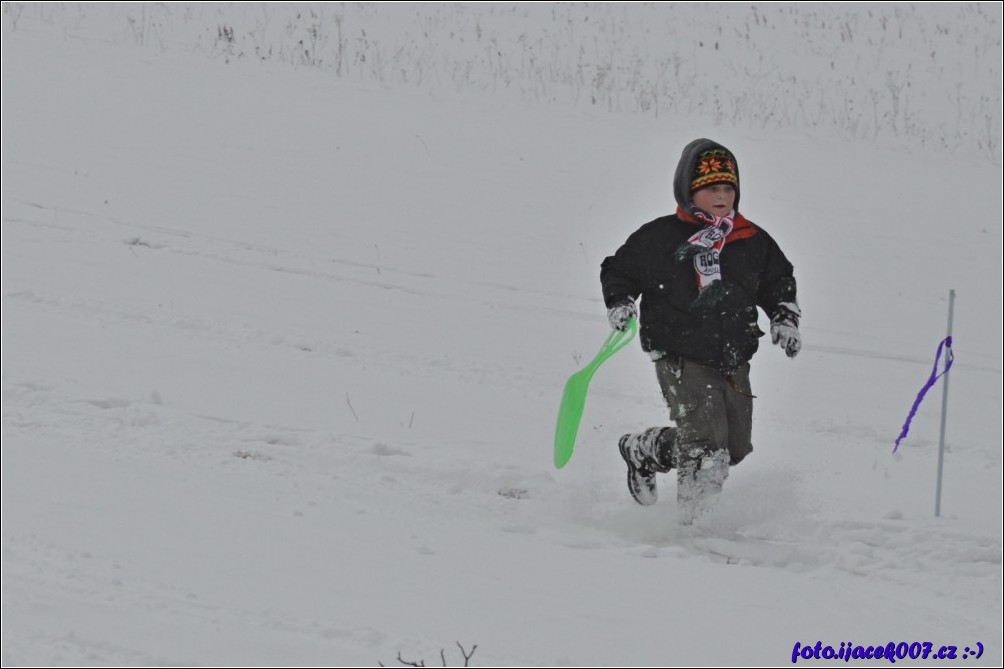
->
[2,4,1001,666]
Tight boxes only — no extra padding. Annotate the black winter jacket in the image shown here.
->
[600,214,797,374]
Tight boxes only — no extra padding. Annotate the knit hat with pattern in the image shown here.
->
[673,139,740,211]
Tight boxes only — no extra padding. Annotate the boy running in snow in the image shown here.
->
[600,138,800,522]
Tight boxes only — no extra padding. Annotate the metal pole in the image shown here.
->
[935,289,955,517]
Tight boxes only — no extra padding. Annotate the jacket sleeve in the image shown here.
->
[600,228,646,309]
[755,231,798,320]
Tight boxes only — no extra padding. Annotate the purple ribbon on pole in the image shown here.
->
[893,336,954,452]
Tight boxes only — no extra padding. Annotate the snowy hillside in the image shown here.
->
[2,4,1002,666]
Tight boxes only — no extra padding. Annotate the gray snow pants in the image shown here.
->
[654,356,754,470]
[631,357,753,483]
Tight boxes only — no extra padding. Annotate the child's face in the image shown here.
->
[692,184,736,217]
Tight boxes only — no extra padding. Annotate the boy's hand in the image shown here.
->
[607,300,637,331]
[771,321,801,358]
[770,302,801,358]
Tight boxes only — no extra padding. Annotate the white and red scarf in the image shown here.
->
[676,206,758,300]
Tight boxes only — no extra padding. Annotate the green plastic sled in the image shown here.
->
[553,319,637,469]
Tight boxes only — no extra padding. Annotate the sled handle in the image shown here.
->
[589,318,638,369]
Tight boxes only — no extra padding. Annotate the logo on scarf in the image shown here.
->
[696,250,721,276]
[694,228,726,249]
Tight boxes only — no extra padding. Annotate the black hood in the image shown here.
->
[673,138,740,212]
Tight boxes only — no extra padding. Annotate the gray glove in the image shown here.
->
[607,300,637,331]
[770,302,801,358]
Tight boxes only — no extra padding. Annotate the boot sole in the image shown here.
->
[619,435,657,506]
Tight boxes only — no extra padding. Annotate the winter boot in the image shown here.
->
[619,433,657,505]
[677,444,730,524]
